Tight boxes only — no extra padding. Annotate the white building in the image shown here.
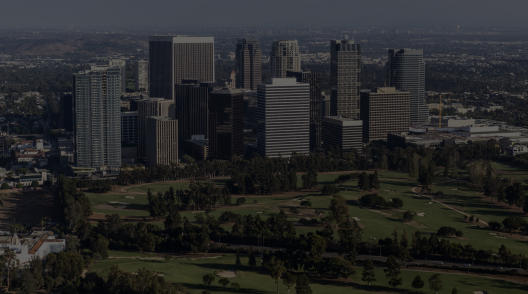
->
[135,60,148,92]
[0,231,66,264]
[257,78,309,157]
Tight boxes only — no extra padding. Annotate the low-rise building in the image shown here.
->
[322,117,363,154]
[507,145,528,156]
[0,231,65,264]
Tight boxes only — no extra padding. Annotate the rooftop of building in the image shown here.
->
[323,116,363,126]
[210,88,243,95]
[148,116,174,121]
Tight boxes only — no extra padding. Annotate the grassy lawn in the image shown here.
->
[89,255,528,294]
[90,166,528,253]
[108,250,157,258]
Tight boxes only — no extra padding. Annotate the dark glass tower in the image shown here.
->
[235,39,262,90]
[208,89,244,159]
[387,49,428,124]
[330,40,361,119]
[286,71,322,151]
[174,80,216,149]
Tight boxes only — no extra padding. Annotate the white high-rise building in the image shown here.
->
[257,78,309,157]
[135,60,149,92]
[110,58,127,93]
[270,40,301,78]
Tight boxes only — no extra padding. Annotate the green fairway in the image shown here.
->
[89,255,528,294]
[127,179,229,193]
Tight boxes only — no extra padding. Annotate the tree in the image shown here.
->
[218,278,230,288]
[370,171,380,190]
[412,275,425,292]
[164,253,172,262]
[452,287,458,294]
[202,274,215,286]
[321,184,340,195]
[502,215,527,234]
[429,274,443,294]
[1,183,9,189]
[236,251,241,266]
[90,234,109,259]
[236,197,246,206]
[231,282,241,291]
[31,180,39,187]
[361,259,376,286]
[338,219,362,264]
[266,256,287,294]
[16,183,23,188]
[65,235,80,253]
[330,195,349,227]
[248,247,257,268]
[221,185,231,207]
[0,248,19,290]
[358,172,371,191]
[282,272,296,294]
[294,274,312,294]
[384,255,402,289]
[505,182,525,208]
[300,200,312,208]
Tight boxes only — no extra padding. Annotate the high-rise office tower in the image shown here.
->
[121,111,139,145]
[175,80,217,149]
[270,40,301,78]
[59,94,73,132]
[149,36,214,101]
[257,78,309,157]
[360,87,410,142]
[322,117,363,154]
[135,60,149,92]
[73,67,121,170]
[286,71,322,151]
[208,88,244,159]
[235,39,262,90]
[146,116,178,167]
[330,40,361,119]
[109,58,127,93]
[137,98,174,158]
[387,48,428,124]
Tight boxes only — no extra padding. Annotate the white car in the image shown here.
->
[463,264,471,267]
[437,262,444,265]
[496,267,503,270]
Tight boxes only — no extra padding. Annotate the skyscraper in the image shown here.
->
[146,116,178,167]
[208,88,244,159]
[330,40,361,119]
[109,58,127,93]
[387,49,428,124]
[360,87,410,142]
[149,36,215,101]
[286,71,322,151]
[137,98,174,158]
[235,38,262,90]
[59,94,73,132]
[135,60,149,92]
[322,117,363,154]
[270,40,301,78]
[73,67,121,170]
[121,111,139,145]
[257,78,309,157]
[175,80,217,149]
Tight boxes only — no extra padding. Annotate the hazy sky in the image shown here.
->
[2,0,527,28]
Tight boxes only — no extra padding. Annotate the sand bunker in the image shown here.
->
[489,233,497,235]
[125,196,135,199]
[425,202,433,205]
[257,211,263,214]
[352,217,361,221]
[451,188,458,190]
[474,291,487,294]
[417,212,425,217]
[109,201,130,205]
[217,270,237,278]
[494,236,507,239]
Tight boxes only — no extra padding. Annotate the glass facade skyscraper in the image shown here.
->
[387,49,429,124]
[330,40,361,120]
[73,67,121,170]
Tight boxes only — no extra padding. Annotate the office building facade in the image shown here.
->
[135,60,149,92]
[270,40,301,78]
[235,38,262,90]
[208,88,244,159]
[257,78,309,157]
[59,94,73,132]
[175,80,216,148]
[360,87,410,142]
[149,36,214,101]
[330,40,361,119]
[387,48,428,124]
[73,67,121,169]
[322,117,363,154]
[137,98,174,158]
[286,71,323,151]
[121,111,139,145]
[146,116,178,167]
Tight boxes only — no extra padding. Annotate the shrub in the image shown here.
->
[253,199,258,204]
[300,200,312,208]
[321,184,340,195]
[0,183,9,190]
[16,183,23,188]
[476,218,480,223]
[235,197,246,206]
[391,198,404,209]
[455,230,464,237]
[488,220,502,230]
[403,211,414,222]
[289,207,299,214]
[218,211,242,223]
[437,226,457,236]
[360,193,390,209]
[469,215,475,222]
[31,180,39,187]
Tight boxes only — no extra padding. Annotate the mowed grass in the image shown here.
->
[90,166,528,253]
[89,255,528,294]
[127,179,229,194]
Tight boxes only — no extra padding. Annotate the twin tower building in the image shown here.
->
[72,36,428,171]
